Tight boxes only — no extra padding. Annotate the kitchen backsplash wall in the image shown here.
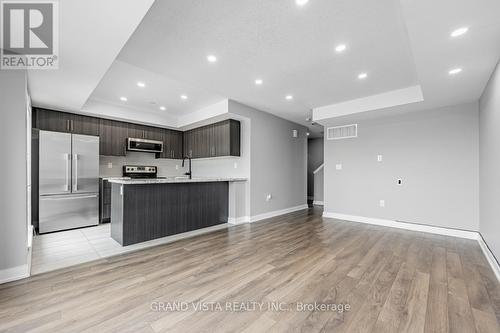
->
[99,152,184,177]
[99,152,248,178]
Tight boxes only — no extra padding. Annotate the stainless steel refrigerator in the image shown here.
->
[38,130,99,233]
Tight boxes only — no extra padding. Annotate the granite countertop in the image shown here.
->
[107,177,248,184]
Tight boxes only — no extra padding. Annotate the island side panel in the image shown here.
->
[121,182,229,246]
[110,183,124,245]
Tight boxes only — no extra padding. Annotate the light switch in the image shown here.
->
[336,164,342,170]
[107,162,113,169]
[266,194,272,201]
[377,155,383,162]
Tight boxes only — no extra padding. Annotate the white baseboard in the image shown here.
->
[322,212,479,240]
[477,235,500,282]
[250,204,309,223]
[0,264,30,284]
[313,201,324,206]
[228,216,250,225]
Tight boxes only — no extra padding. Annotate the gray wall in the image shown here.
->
[0,70,29,272]
[229,100,307,216]
[479,60,500,261]
[323,102,479,231]
[308,138,324,199]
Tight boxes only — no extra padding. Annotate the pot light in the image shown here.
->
[207,55,217,63]
[120,97,127,102]
[306,132,310,136]
[451,27,468,38]
[255,79,263,85]
[180,95,188,100]
[286,95,293,100]
[137,81,145,88]
[159,106,166,111]
[335,44,347,53]
[449,68,462,75]
[296,0,309,6]
[358,72,368,80]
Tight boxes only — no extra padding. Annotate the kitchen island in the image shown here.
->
[108,178,246,246]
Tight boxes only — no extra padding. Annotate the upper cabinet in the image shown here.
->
[33,108,240,160]
[184,119,240,159]
[157,129,183,160]
[98,118,128,156]
[33,108,99,136]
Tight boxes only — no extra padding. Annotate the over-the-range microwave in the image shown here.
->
[126,138,163,153]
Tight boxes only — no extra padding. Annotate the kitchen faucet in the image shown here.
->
[182,156,192,179]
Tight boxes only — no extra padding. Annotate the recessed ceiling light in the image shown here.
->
[207,55,217,63]
[358,72,368,80]
[296,0,308,6]
[449,68,462,75]
[335,44,347,53]
[120,96,127,102]
[306,132,310,136]
[286,95,293,100]
[180,95,188,100]
[159,106,166,111]
[255,79,263,85]
[137,81,145,88]
[451,27,468,38]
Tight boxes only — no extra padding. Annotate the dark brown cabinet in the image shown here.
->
[157,129,183,159]
[99,118,128,156]
[32,108,240,160]
[33,108,99,136]
[183,119,240,158]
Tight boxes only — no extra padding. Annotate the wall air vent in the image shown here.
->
[326,124,358,140]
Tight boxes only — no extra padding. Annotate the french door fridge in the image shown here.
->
[38,130,99,233]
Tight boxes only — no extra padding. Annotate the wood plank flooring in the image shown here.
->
[1,207,499,333]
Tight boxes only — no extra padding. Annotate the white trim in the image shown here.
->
[0,265,30,284]
[322,212,479,240]
[250,204,308,223]
[228,216,250,225]
[313,164,324,174]
[313,201,324,206]
[313,85,423,120]
[478,235,500,282]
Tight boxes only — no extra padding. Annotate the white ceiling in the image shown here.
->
[89,60,225,117]
[27,0,154,112]
[27,0,500,137]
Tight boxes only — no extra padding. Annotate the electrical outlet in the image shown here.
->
[377,155,383,162]
[266,194,272,201]
[175,165,179,170]
[107,162,113,169]
[336,164,342,170]
[379,200,385,208]
[234,162,238,169]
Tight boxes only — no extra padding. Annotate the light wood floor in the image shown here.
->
[1,207,499,333]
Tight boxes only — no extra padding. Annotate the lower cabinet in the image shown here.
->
[99,179,111,223]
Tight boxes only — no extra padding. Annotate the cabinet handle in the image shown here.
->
[71,120,74,132]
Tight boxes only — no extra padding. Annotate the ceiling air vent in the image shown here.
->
[326,124,358,140]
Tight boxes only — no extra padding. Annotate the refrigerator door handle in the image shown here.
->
[65,153,71,191]
[73,153,79,191]
[41,194,98,200]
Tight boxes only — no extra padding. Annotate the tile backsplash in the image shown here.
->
[99,152,185,178]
